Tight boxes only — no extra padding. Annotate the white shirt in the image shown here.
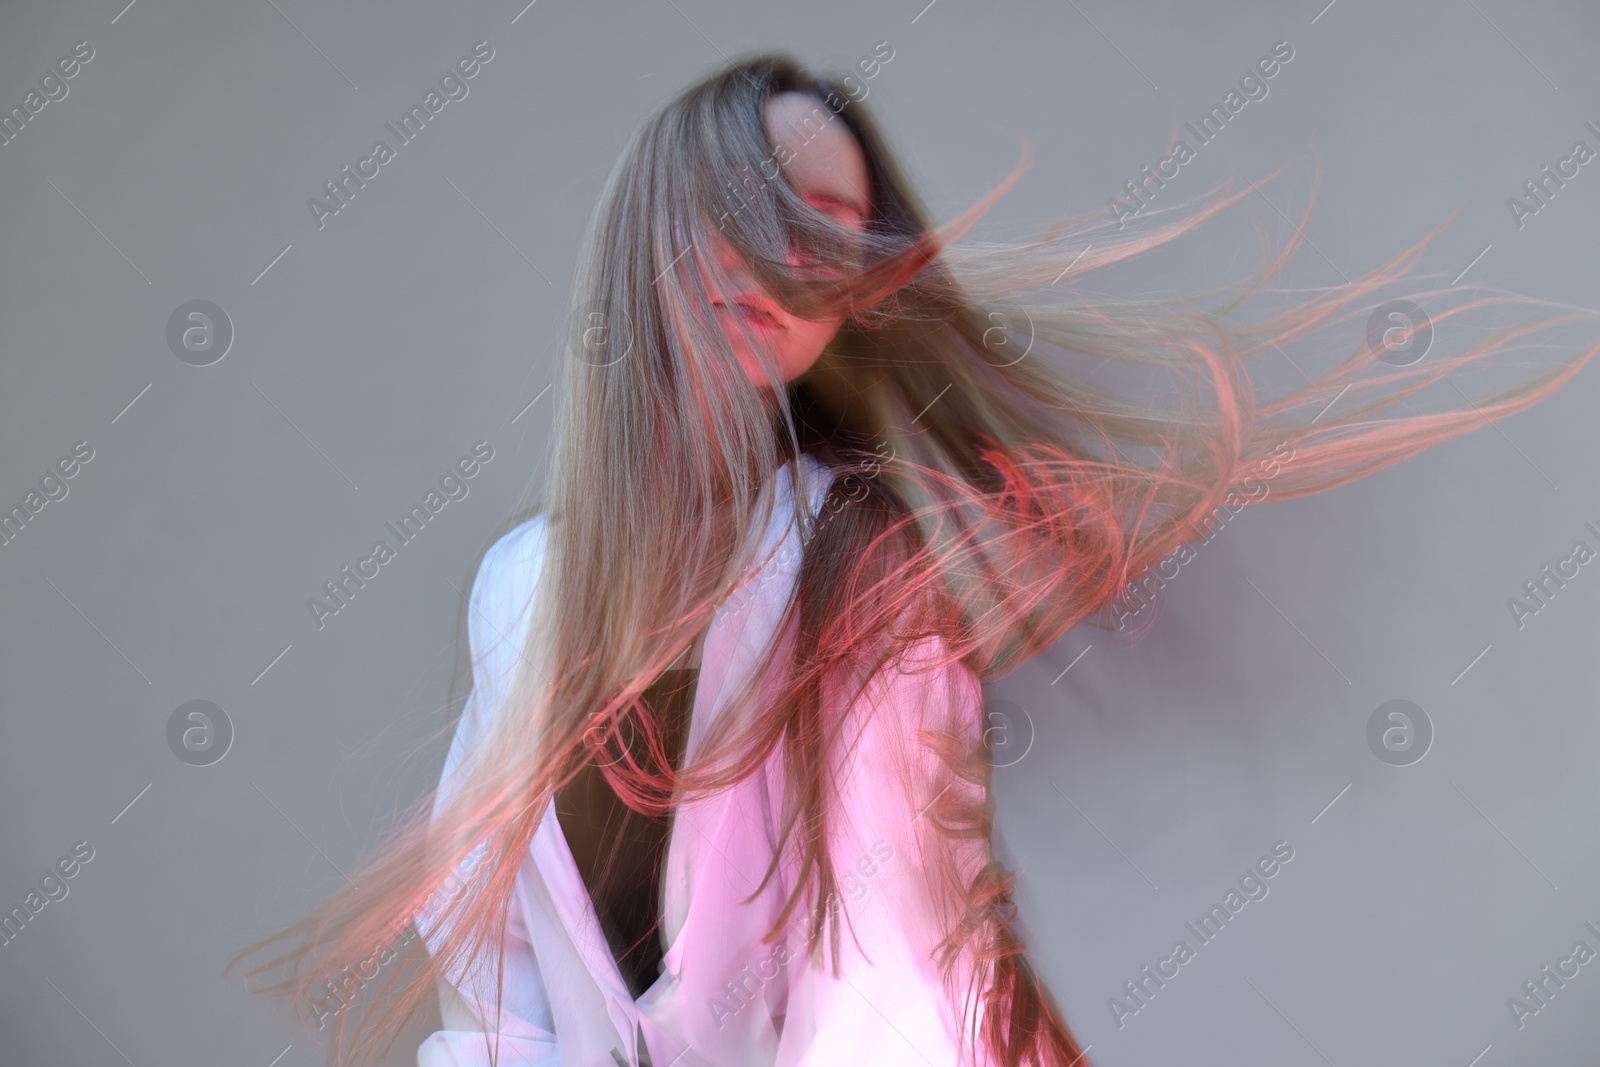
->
[417,453,994,1067]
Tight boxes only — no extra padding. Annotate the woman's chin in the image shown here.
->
[737,354,790,391]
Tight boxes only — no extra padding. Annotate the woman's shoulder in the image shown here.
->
[465,456,835,645]
[477,511,550,600]
[479,511,551,586]
[464,512,552,670]
[795,450,838,499]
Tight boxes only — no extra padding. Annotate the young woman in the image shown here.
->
[233,52,1598,1067]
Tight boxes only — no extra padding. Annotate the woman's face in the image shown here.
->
[700,91,873,388]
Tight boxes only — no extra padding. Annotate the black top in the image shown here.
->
[552,667,698,999]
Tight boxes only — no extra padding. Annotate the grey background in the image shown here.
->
[1,0,1597,1064]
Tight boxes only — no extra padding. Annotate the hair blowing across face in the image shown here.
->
[229,51,1600,1067]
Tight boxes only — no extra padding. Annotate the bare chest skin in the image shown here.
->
[673,627,707,671]
[551,656,702,998]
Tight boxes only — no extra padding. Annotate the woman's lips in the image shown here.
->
[716,294,783,330]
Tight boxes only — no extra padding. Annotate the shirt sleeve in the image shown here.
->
[416,517,563,1067]
[774,634,998,1067]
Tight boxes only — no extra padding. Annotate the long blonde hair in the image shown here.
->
[229,53,1600,1066]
